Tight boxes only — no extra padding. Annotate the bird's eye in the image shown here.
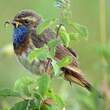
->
[24,20,29,24]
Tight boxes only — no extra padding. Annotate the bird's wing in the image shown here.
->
[55,45,79,67]
[31,29,56,48]
[55,44,92,91]
[31,29,79,66]
[31,29,92,91]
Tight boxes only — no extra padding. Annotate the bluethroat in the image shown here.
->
[10,10,92,91]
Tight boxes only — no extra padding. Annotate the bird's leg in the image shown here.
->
[45,58,52,75]
[69,81,72,86]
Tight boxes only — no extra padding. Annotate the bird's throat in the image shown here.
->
[13,25,30,55]
[13,25,29,48]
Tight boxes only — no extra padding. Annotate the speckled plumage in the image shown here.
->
[12,10,92,91]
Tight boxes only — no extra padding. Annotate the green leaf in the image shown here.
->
[71,22,88,39]
[47,90,65,108]
[37,20,54,35]
[10,101,28,110]
[51,59,60,76]
[0,89,21,97]
[29,99,41,110]
[58,56,72,67]
[40,104,52,110]
[34,92,42,100]
[37,75,50,96]
[54,95,65,107]
[59,26,70,47]
[28,45,49,63]
[69,32,80,41]
[14,76,33,96]
[47,39,59,57]
[32,93,42,109]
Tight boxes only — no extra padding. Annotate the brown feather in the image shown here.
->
[61,66,92,91]
[31,28,92,91]
[55,45,79,67]
[14,37,30,55]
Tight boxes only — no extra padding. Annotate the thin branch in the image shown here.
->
[56,24,63,38]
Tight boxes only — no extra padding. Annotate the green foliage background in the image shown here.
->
[0,0,110,110]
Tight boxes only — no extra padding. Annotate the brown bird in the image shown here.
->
[11,9,92,91]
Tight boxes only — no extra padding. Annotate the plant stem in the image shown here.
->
[99,0,108,89]
[99,0,107,45]
[99,0,108,110]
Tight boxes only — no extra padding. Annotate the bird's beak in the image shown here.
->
[4,20,21,28]
[11,21,21,28]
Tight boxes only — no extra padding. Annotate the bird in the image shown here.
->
[10,9,93,91]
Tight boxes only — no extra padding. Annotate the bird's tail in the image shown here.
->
[61,66,93,91]
[62,66,103,98]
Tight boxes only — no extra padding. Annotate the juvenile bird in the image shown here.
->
[11,10,92,91]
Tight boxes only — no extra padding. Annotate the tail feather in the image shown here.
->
[61,66,92,91]
[62,66,103,98]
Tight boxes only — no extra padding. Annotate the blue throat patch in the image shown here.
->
[13,25,29,48]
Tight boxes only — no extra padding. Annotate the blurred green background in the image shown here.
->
[0,0,110,110]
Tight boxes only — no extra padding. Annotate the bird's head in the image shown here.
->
[8,10,42,49]
[12,10,42,29]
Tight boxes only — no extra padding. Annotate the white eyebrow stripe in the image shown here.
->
[21,16,37,22]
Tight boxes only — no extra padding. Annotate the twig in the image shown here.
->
[56,24,63,38]
[4,20,10,27]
